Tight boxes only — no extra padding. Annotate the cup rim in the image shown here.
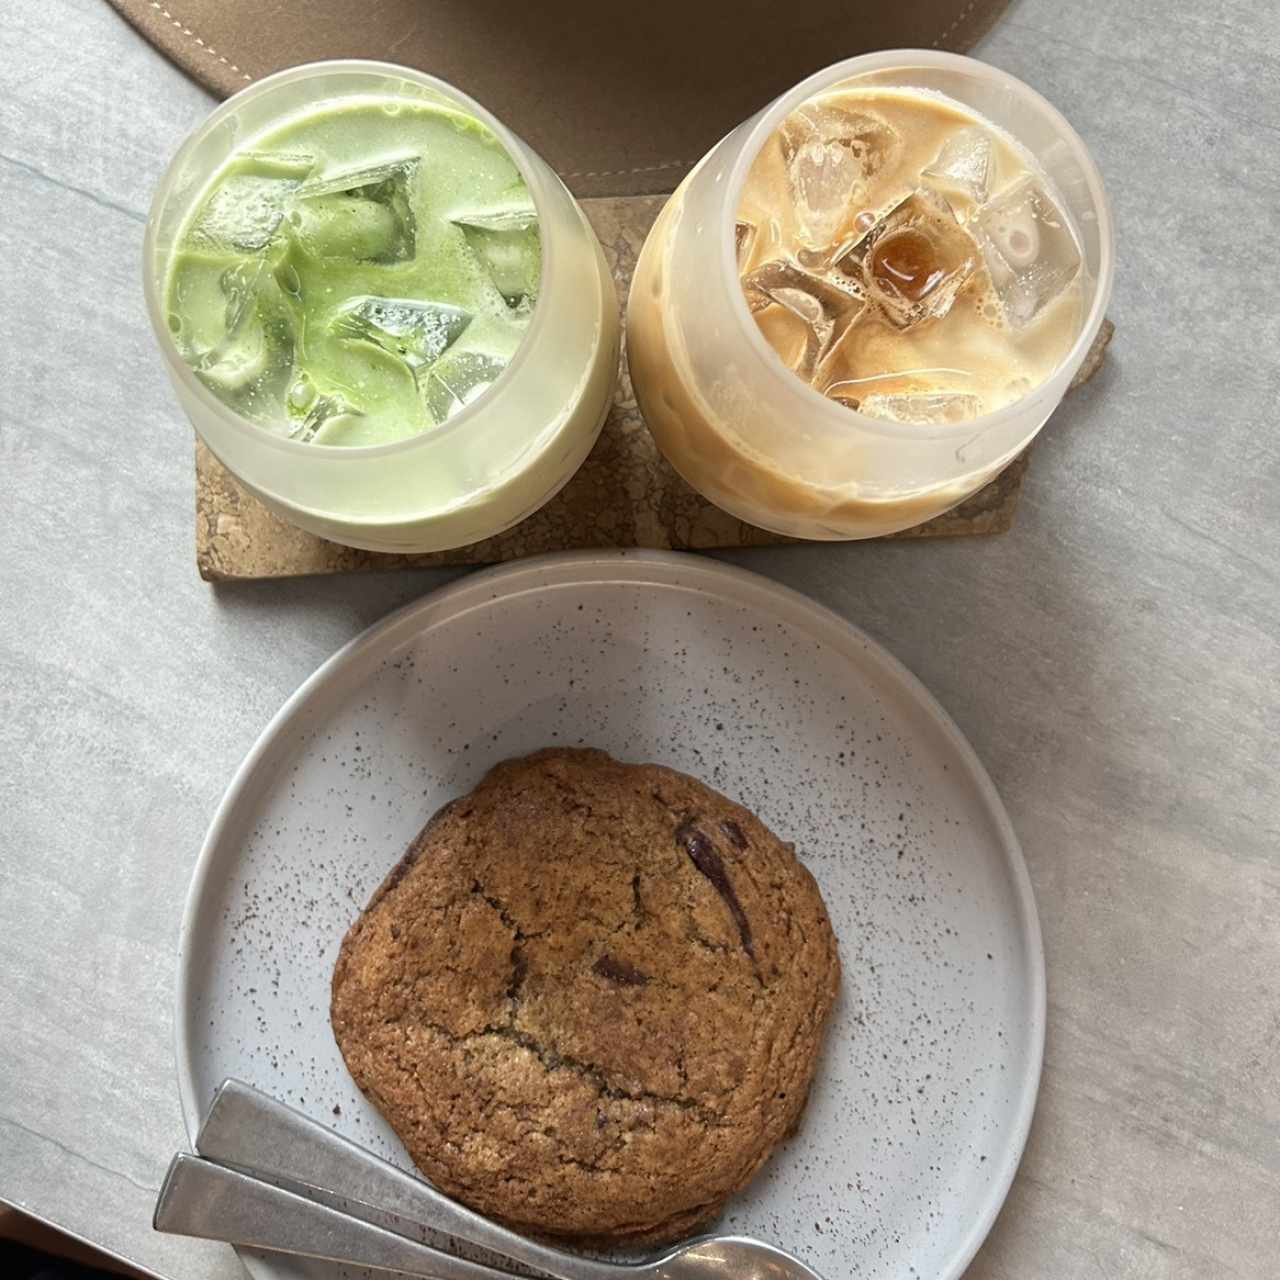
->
[143,58,554,461]
[719,48,1115,443]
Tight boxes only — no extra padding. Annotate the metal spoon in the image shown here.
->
[157,1155,521,1280]
[157,1078,824,1280]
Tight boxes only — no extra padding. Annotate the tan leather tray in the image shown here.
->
[107,0,1011,197]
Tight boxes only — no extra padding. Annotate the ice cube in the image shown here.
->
[780,104,900,252]
[420,351,508,424]
[289,390,362,443]
[194,309,272,394]
[294,157,418,261]
[735,220,757,269]
[836,188,978,330]
[189,152,316,253]
[854,390,983,424]
[742,259,867,381]
[450,188,537,232]
[194,257,297,414]
[458,223,541,307]
[216,256,267,336]
[922,127,993,205]
[291,198,403,262]
[973,175,1082,327]
[236,152,318,181]
[331,296,472,373]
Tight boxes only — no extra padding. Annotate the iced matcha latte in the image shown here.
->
[147,62,619,552]
[168,99,540,445]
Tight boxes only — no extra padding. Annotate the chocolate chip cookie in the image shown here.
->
[330,748,840,1243]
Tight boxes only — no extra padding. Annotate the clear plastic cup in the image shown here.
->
[145,61,620,554]
[626,51,1114,540]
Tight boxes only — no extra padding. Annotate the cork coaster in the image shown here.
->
[194,196,1114,582]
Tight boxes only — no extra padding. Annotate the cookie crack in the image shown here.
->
[492,1027,718,1121]
[470,880,525,937]
[507,943,528,1005]
[469,880,551,948]
[404,1014,719,1122]
[463,879,544,1020]
[688,927,731,955]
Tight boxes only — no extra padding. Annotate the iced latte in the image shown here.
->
[628,54,1112,539]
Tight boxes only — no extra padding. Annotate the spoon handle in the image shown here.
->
[195,1078,630,1280]
[155,1154,516,1280]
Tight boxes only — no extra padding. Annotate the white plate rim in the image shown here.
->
[174,548,1046,1280]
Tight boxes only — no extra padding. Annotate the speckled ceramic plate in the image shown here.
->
[176,550,1044,1280]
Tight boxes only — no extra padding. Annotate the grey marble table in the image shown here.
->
[2,0,1277,1277]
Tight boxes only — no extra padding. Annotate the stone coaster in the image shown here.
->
[194,196,1113,582]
